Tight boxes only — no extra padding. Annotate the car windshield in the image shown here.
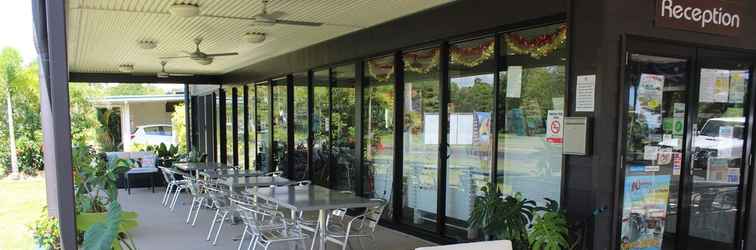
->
[143,126,172,136]
[699,120,744,138]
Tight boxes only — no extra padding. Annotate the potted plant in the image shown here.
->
[468,184,536,250]
[29,212,61,250]
[529,198,569,250]
[147,143,179,167]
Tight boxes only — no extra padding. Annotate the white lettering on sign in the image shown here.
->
[661,0,740,29]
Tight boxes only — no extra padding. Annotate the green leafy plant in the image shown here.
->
[73,145,133,213]
[184,150,205,163]
[529,198,569,250]
[147,143,179,167]
[78,202,137,250]
[468,184,536,250]
[29,210,61,250]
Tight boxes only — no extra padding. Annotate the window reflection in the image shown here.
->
[272,78,288,173]
[446,37,495,239]
[497,24,567,208]
[312,70,330,186]
[402,48,440,232]
[364,55,395,218]
[293,73,309,180]
[256,83,271,172]
[332,65,358,192]
[247,86,256,169]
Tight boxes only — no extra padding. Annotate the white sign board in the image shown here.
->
[423,114,439,145]
[506,66,523,98]
[546,110,563,144]
[575,75,596,112]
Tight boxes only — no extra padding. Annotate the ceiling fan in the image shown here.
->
[157,60,194,78]
[159,37,238,65]
[246,0,324,27]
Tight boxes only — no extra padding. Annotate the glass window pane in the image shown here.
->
[235,87,244,168]
[402,47,440,232]
[293,73,309,180]
[364,55,395,218]
[446,37,495,239]
[312,70,330,186]
[256,83,271,172]
[332,64,357,192]
[225,87,233,164]
[497,24,567,207]
[273,78,288,174]
[247,85,256,169]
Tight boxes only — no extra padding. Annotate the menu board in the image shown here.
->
[620,173,672,250]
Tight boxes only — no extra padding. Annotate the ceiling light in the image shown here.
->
[196,57,213,65]
[137,40,158,50]
[118,64,134,73]
[243,32,266,43]
[169,3,200,18]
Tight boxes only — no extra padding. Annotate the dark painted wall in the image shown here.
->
[222,0,756,249]
[223,0,567,82]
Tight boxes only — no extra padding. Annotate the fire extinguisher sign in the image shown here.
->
[546,110,563,144]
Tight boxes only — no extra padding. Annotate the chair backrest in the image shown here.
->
[362,198,388,232]
[158,166,175,183]
[184,176,204,196]
[230,197,286,231]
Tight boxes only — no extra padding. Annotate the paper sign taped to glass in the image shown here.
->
[621,174,672,250]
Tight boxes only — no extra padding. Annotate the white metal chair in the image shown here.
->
[232,197,307,250]
[184,176,210,226]
[205,184,235,245]
[321,198,388,250]
[158,167,188,208]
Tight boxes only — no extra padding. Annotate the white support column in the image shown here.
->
[121,102,132,151]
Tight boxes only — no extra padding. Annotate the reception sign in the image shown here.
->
[655,0,745,36]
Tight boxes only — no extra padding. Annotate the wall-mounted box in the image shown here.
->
[563,117,591,156]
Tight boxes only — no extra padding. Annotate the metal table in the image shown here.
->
[174,162,235,178]
[200,168,263,179]
[254,185,381,250]
[219,176,296,192]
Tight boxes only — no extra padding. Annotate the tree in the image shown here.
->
[105,84,164,96]
[0,48,23,177]
[171,103,187,153]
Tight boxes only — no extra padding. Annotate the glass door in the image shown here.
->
[620,40,754,250]
[686,50,752,250]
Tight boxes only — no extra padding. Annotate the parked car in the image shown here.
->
[131,124,175,146]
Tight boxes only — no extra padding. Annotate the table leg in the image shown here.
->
[318,209,326,250]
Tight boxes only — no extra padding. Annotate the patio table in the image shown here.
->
[174,162,235,178]
[253,185,381,250]
[200,168,263,179]
[219,176,296,192]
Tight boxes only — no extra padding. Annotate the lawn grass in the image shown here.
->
[0,176,47,250]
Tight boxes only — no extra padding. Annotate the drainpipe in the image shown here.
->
[121,102,131,151]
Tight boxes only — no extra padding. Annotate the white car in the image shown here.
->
[693,117,744,159]
[131,124,175,146]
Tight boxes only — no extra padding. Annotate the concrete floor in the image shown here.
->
[118,187,436,250]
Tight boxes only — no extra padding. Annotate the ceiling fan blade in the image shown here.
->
[275,19,323,27]
[169,73,195,77]
[266,11,286,19]
[159,55,191,59]
[205,52,239,57]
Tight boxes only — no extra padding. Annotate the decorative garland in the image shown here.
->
[505,24,567,59]
[450,39,495,67]
[367,57,395,82]
[404,48,440,74]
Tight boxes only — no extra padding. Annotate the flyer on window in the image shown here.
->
[620,174,671,250]
[638,74,664,129]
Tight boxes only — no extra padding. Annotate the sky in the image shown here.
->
[0,1,37,64]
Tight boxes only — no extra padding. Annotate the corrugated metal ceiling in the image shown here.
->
[66,0,453,76]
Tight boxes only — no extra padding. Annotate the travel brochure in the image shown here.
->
[621,173,672,250]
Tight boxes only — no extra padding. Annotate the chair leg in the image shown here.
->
[126,174,131,195]
[151,173,155,193]
[162,183,173,206]
[212,211,230,245]
[207,209,220,241]
[186,198,196,224]
[309,225,318,250]
[170,187,183,211]
[247,236,255,250]
[192,197,203,226]
[237,225,247,250]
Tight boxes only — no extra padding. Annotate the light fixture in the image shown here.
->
[169,3,200,18]
[137,40,158,50]
[195,57,213,65]
[243,32,266,43]
[118,64,134,73]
